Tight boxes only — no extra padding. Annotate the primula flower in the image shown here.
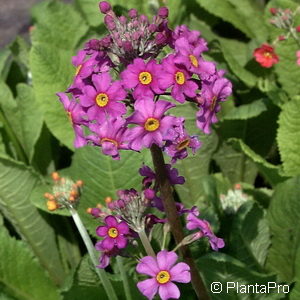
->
[186,212,224,251]
[158,55,198,103]
[87,118,129,160]
[196,73,232,134]
[174,37,215,78]
[80,73,127,122]
[253,43,279,68]
[136,250,191,300]
[126,99,176,151]
[96,215,130,250]
[57,92,87,147]
[72,50,95,82]
[95,243,119,269]
[121,58,163,99]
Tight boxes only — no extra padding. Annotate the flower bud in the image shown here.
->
[99,1,111,14]
[128,8,138,19]
[148,24,158,33]
[119,16,127,25]
[104,15,116,30]
[296,25,300,33]
[158,7,169,18]
[269,7,277,15]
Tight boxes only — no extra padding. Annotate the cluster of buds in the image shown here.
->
[44,172,83,211]
[219,183,250,214]
[57,1,232,162]
[269,7,294,29]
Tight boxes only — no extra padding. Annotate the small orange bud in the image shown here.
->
[235,183,242,190]
[69,196,75,202]
[60,178,66,184]
[105,196,112,204]
[76,180,84,187]
[86,208,92,214]
[70,190,78,197]
[96,203,103,209]
[44,192,54,200]
[51,172,60,181]
[47,200,58,211]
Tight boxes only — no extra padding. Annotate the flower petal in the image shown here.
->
[158,282,180,300]
[170,262,191,283]
[136,256,159,276]
[137,278,158,300]
[157,250,178,270]
[96,226,108,237]
[105,215,118,227]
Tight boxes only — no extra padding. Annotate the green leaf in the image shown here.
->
[0,48,11,79]
[30,45,75,150]
[213,142,257,184]
[15,84,43,162]
[277,97,300,177]
[274,39,300,98]
[0,224,61,300]
[196,0,255,39]
[0,156,65,285]
[229,138,286,186]
[224,100,267,120]
[30,0,89,149]
[64,146,149,235]
[198,253,280,300]
[219,39,257,88]
[230,202,271,271]
[267,177,300,282]
[9,37,30,70]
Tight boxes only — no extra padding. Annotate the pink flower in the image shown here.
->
[126,99,176,150]
[72,50,94,81]
[174,37,215,78]
[158,55,198,103]
[80,73,127,122]
[196,72,232,134]
[136,250,191,300]
[186,212,224,251]
[296,50,300,66]
[253,44,279,68]
[87,118,129,160]
[121,58,163,99]
[57,92,87,147]
[96,215,130,250]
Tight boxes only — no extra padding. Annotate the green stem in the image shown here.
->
[69,207,118,300]
[138,230,156,257]
[116,256,132,300]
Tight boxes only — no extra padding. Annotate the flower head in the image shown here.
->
[126,99,176,151]
[136,250,191,300]
[253,44,279,68]
[96,215,130,250]
[121,59,163,99]
[80,73,127,122]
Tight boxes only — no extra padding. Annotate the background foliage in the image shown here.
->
[0,0,299,299]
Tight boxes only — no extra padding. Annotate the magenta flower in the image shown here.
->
[196,74,232,134]
[164,118,201,163]
[72,50,95,80]
[57,92,87,147]
[80,73,127,122]
[136,250,191,300]
[96,215,130,250]
[95,243,119,269]
[87,118,129,160]
[121,58,163,99]
[186,212,225,251]
[158,55,198,103]
[174,37,215,78]
[126,99,176,151]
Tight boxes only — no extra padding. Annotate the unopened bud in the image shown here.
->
[86,208,92,214]
[47,200,58,211]
[51,172,60,181]
[128,8,138,19]
[296,25,300,33]
[76,180,83,187]
[158,7,169,18]
[99,1,111,14]
[105,196,112,204]
[269,7,277,15]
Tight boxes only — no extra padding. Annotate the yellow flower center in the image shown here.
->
[210,96,217,111]
[139,72,152,85]
[144,118,160,132]
[95,93,109,107]
[75,64,82,76]
[177,138,190,150]
[264,52,272,58]
[108,227,119,238]
[156,271,171,284]
[175,71,185,85]
[189,55,198,67]
[100,137,118,147]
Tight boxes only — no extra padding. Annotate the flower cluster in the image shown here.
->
[89,164,224,299]
[57,1,232,163]
[44,172,83,211]
[253,6,300,68]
